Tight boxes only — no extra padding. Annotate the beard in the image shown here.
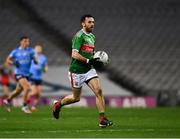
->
[86,27,94,33]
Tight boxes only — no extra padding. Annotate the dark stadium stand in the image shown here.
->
[0,0,70,65]
[1,0,180,98]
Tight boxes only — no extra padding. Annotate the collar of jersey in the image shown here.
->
[82,29,92,36]
[18,46,28,50]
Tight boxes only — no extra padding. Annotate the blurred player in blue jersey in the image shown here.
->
[29,45,48,112]
[3,36,38,113]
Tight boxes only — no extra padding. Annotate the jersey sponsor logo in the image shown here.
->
[19,59,30,64]
[80,44,94,53]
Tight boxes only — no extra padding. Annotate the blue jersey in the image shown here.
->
[9,47,35,77]
[30,54,47,80]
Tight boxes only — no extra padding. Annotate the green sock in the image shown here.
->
[99,112,105,117]
[59,100,64,108]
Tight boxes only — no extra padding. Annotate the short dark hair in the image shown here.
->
[80,14,94,23]
[20,36,29,41]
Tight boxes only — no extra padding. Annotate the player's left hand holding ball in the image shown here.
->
[87,58,104,69]
[87,58,101,66]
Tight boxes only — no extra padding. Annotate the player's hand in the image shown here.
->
[87,58,101,66]
[42,67,48,73]
[87,58,105,70]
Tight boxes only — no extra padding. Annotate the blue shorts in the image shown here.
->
[30,78,42,85]
[15,74,29,81]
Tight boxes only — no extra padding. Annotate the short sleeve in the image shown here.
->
[72,35,83,52]
[9,50,16,59]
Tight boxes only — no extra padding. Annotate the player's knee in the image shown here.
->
[23,85,31,93]
[73,97,80,102]
[95,88,103,96]
[16,87,22,93]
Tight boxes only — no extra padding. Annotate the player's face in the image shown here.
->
[35,45,42,54]
[82,17,95,33]
[20,38,30,48]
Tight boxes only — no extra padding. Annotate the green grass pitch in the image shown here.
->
[0,106,180,138]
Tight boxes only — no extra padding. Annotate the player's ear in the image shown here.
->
[81,22,85,27]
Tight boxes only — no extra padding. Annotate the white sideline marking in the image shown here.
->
[47,129,177,133]
[1,128,178,134]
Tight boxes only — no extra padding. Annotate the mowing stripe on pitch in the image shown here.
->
[1,128,179,134]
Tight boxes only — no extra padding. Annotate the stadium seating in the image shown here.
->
[1,0,180,95]
[0,0,70,65]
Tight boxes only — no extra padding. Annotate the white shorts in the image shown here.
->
[68,69,98,88]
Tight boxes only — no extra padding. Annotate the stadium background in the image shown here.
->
[1,0,180,107]
[1,0,180,138]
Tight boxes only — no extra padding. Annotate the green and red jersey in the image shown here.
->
[69,29,95,73]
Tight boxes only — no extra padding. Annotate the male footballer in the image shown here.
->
[53,14,113,128]
[3,36,38,113]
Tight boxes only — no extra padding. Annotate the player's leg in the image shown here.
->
[53,87,82,119]
[2,85,9,98]
[34,85,41,106]
[19,78,31,104]
[87,77,113,128]
[28,84,38,111]
[1,77,10,98]
[61,87,81,105]
[3,82,23,112]
[18,77,32,113]
[2,85,9,109]
[8,83,23,100]
[53,71,84,119]
[87,78,105,112]
[31,84,41,111]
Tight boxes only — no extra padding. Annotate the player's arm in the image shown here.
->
[72,35,99,64]
[72,35,88,63]
[31,49,39,64]
[6,49,16,65]
[6,56,14,65]
[72,49,100,65]
[33,57,38,65]
[72,49,89,63]
[43,65,48,73]
[6,50,21,68]
[42,57,48,73]
[6,56,20,68]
